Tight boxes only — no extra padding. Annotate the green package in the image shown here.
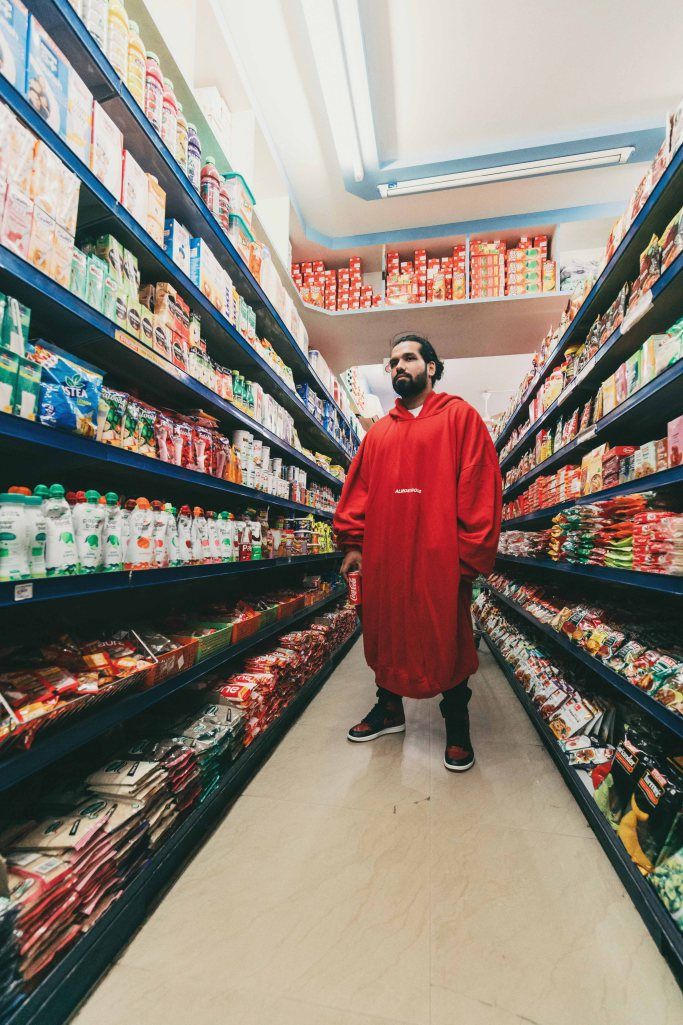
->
[95,235,124,285]
[114,288,129,331]
[102,275,118,320]
[1,296,31,356]
[126,300,142,340]
[122,248,140,300]
[139,305,154,348]
[86,255,107,312]
[70,249,88,301]
[0,349,18,413]
[13,355,41,421]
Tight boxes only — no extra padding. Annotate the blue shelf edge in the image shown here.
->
[494,143,683,453]
[501,465,683,529]
[4,623,362,1025]
[0,585,348,791]
[480,629,683,984]
[495,554,683,596]
[484,584,683,738]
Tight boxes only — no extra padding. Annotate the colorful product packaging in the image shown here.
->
[0,183,32,258]
[90,102,123,197]
[29,341,103,437]
[66,65,93,163]
[27,203,54,274]
[0,347,18,412]
[0,0,28,91]
[13,353,41,419]
[121,150,148,226]
[25,15,68,136]
[164,219,191,274]
[146,174,166,246]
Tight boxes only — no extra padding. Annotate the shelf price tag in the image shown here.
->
[14,582,33,602]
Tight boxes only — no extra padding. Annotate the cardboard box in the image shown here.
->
[121,149,148,226]
[27,203,54,274]
[164,218,191,274]
[56,165,80,236]
[113,287,128,330]
[13,353,40,420]
[30,140,62,220]
[146,175,166,246]
[667,414,683,467]
[86,253,107,311]
[25,15,68,135]
[0,183,32,258]
[0,1,28,91]
[0,347,18,412]
[90,101,123,197]
[66,65,93,163]
[152,316,172,360]
[69,247,87,300]
[126,299,142,339]
[95,234,124,285]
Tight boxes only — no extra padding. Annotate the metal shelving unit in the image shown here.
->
[5,625,361,1025]
[483,583,683,738]
[495,554,683,595]
[494,143,683,453]
[481,630,683,986]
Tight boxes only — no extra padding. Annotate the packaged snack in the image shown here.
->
[654,332,681,376]
[121,247,140,298]
[1,294,30,355]
[139,304,154,347]
[120,398,140,451]
[29,342,102,437]
[0,1,28,91]
[126,299,142,339]
[668,415,683,467]
[0,347,18,412]
[56,166,80,236]
[625,350,641,395]
[30,141,62,219]
[113,287,128,330]
[135,403,157,458]
[25,15,68,135]
[594,732,657,829]
[12,354,40,419]
[102,274,117,319]
[66,65,93,163]
[660,207,683,271]
[69,247,87,300]
[0,184,32,257]
[96,386,127,446]
[164,219,191,274]
[50,224,74,288]
[152,316,172,360]
[121,150,148,226]
[90,102,123,197]
[86,253,107,311]
[95,234,124,285]
[617,762,683,874]
[146,174,166,246]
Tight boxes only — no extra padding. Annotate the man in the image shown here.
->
[334,334,502,771]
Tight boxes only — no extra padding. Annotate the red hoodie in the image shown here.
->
[334,390,502,698]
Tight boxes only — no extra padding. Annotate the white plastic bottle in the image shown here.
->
[120,498,134,559]
[165,503,180,566]
[151,500,170,568]
[190,506,210,563]
[83,0,109,52]
[177,505,193,564]
[25,495,47,578]
[107,0,129,80]
[72,490,106,573]
[44,484,79,576]
[206,511,222,562]
[0,493,30,582]
[126,497,154,569]
[103,492,124,571]
[217,510,235,562]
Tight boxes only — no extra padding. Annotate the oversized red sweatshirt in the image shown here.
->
[334,390,502,698]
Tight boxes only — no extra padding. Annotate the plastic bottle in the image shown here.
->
[200,157,221,217]
[84,0,108,52]
[161,78,178,153]
[165,503,180,566]
[217,510,235,562]
[0,493,30,581]
[126,20,146,107]
[103,492,124,571]
[121,498,135,558]
[187,124,201,192]
[44,484,79,576]
[25,496,47,578]
[190,506,210,563]
[126,497,154,569]
[175,103,189,174]
[144,52,164,133]
[218,175,231,232]
[206,511,222,562]
[177,505,193,564]
[73,489,106,573]
[107,0,129,80]
[151,499,170,568]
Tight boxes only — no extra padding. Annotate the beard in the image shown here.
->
[393,367,428,397]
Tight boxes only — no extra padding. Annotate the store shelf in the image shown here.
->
[23,0,359,447]
[501,465,683,529]
[494,143,683,453]
[5,623,361,1025]
[503,358,683,500]
[0,246,344,493]
[0,554,342,610]
[499,252,683,473]
[495,554,683,595]
[481,630,683,983]
[0,412,340,518]
[0,586,348,791]
[0,73,353,467]
[484,584,683,738]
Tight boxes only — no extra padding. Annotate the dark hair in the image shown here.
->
[390,333,444,382]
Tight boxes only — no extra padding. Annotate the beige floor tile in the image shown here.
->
[430,985,538,1025]
[429,821,683,1025]
[116,793,431,1025]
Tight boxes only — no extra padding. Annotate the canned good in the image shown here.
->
[347,570,362,605]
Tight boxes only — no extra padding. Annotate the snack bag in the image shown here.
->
[136,403,157,459]
[29,342,102,437]
[96,386,127,446]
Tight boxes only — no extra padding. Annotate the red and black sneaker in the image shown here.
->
[444,742,475,772]
[440,680,475,772]
[347,691,405,743]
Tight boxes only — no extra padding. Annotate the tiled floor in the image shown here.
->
[72,641,683,1025]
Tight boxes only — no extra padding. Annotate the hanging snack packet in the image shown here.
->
[617,761,683,874]
[96,386,128,446]
[136,403,157,459]
[121,398,141,452]
[154,411,174,462]
[594,731,658,829]
[29,342,102,438]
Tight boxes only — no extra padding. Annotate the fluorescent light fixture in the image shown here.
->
[302,0,365,182]
[377,147,636,197]
[335,0,378,170]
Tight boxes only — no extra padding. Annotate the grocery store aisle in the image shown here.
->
[72,641,682,1025]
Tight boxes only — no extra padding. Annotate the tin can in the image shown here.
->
[347,571,362,605]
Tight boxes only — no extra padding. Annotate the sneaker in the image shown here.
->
[444,743,475,772]
[347,700,406,743]
[440,681,474,772]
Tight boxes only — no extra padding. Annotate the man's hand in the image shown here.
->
[340,548,362,581]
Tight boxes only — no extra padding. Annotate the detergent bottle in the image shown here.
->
[44,484,79,576]
[151,499,170,567]
[126,497,154,569]
[0,493,30,581]
[177,504,194,563]
[103,492,124,571]
[165,503,180,566]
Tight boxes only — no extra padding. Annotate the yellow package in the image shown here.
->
[50,224,74,288]
[27,205,55,275]
[146,174,166,246]
[30,141,62,218]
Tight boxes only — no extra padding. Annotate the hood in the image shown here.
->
[389,390,463,421]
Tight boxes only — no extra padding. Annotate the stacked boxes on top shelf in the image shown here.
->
[291,256,381,311]
[470,234,556,299]
[385,246,467,304]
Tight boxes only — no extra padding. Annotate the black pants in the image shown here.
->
[377,680,471,721]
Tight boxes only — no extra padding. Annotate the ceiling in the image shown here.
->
[218,0,681,247]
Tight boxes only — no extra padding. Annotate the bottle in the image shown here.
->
[25,496,47,578]
[73,489,106,573]
[175,103,189,174]
[151,499,169,567]
[103,492,124,571]
[126,20,146,107]
[218,175,231,232]
[161,78,178,152]
[144,51,164,133]
[177,505,193,564]
[200,157,221,217]
[165,503,180,566]
[187,124,201,191]
[190,506,210,563]
[44,484,79,576]
[248,515,262,560]
[206,511,222,562]
[121,498,135,558]
[0,493,30,581]
[83,0,108,52]
[217,511,235,562]
[126,497,154,569]
[107,0,129,80]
